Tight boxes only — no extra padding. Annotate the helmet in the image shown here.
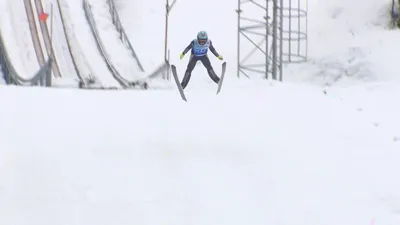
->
[197,31,208,45]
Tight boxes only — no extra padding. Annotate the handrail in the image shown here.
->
[106,0,145,72]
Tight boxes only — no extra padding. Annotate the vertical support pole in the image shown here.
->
[279,0,284,81]
[49,2,54,86]
[167,49,171,80]
[392,0,396,27]
[164,0,169,67]
[265,0,269,79]
[305,0,309,59]
[164,0,176,80]
[237,0,241,78]
[50,3,54,50]
[297,0,301,55]
[50,0,54,84]
[289,0,292,62]
[272,0,278,80]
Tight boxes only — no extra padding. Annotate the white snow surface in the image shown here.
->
[41,0,77,79]
[0,81,400,225]
[31,0,49,61]
[0,0,40,79]
[116,0,165,72]
[54,0,94,82]
[63,0,121,88]
[285,0,398,86]
[1,0,400,224]
[87,0,147,80]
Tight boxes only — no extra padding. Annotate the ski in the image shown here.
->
[216,62,227,94]
[170,64,187,101]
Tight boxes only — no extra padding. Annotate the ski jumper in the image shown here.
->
[180,39,221,89]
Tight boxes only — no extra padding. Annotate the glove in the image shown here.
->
[217,55,223,60]
[180,53,185,59]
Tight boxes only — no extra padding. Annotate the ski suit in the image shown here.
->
[180,39,220,89]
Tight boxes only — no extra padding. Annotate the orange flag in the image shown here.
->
[39,12,48,22]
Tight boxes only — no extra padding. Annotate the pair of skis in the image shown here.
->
[170,62,227,101]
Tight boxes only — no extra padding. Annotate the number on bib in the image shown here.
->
[194,48,207,55]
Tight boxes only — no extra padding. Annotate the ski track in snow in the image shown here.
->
[87,0,146,80]
[55,0,94,82]
[116,0,165,72]
[42,0,77,79]
[62,0,120,88]
[0,0,40,78]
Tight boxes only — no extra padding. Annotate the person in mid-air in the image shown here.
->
[179,30,224,89]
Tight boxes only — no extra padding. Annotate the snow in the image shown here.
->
[87,0,147,80]
[62,0,121,88]
[0,81,400,225]
[1,0,400,224]
[116,0,165,71]
[284,0,398,85]
[31,0,49,61]
[54,0,94,83]
[0,0,40,79]
[41,0,77,79]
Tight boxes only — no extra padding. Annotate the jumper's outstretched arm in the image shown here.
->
[182,41,194,55]
[209,41,220,57]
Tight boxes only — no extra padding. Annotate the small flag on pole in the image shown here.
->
[39,12,49,22]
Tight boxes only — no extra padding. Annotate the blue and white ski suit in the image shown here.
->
[180,39,221,89]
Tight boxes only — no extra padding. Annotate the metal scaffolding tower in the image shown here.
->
[237,0,308,81]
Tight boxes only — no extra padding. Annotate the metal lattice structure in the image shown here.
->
[237,0,308,81]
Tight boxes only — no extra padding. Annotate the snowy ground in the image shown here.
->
[0,0,41,79]
[60,0,121,88]
[1,0,400,224]
[87,0,147,80]
[41,0,77,79]
[116,0,166,72]
[284,0,399,86]
[2,85,396,223]
[0,82,399,225]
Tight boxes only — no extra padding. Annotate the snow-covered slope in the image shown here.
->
[55,0,95,84]
[62,0,121,88]
[285,0,399,86]
[116,0,165,71]
[0,0,40,79]
[1,0,400,224]
[87,0,146,81]
[41,0,77,79]
[0,81,399,225]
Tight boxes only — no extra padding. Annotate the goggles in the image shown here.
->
[198,39,207,44]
